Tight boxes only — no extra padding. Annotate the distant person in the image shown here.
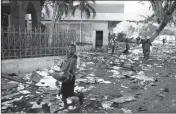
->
[111,38,116,54]
[123,39,130,54]
[163,38,166,45]
[136,36,142,45]
[142,37,152,60]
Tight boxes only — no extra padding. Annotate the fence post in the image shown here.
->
[7,27,10,59]
[24,28,27,58]
[19,26,21,59]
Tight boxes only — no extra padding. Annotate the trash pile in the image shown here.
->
[2,44,176,113]
[1,56,113,113]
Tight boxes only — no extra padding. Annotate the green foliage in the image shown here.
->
[71,0,96,19]
[43,0,74,21]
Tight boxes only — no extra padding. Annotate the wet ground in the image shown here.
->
[1,43,176,113]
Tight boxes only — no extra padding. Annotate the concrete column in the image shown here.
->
[103,29,109,46]
[25,14,30,30]
[103,29,109,53]
[92,30,96,48]
[8,15,11,27]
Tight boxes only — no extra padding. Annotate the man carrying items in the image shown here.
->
[52,44,84,110]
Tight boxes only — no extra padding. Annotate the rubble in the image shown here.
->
[121,84,129,89]
[121,108,132,113]
[160,88,169,93]
[102,101,114,109]
[35,76,58,90]
[30,71,44,83]
[49,99,64,113]
[5,81,19,89]
[111,95,136,103]
[1,96,23,106]
[31,102,45,109]
[137,105,148,112]
[1,93,21,100]
[130,71,155,82]
[19,90,31,94]
[2,44,176,113]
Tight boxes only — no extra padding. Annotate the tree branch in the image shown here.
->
[150,0,176,42]
[121,0,176,44]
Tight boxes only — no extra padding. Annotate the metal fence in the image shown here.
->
[1,26,93,60]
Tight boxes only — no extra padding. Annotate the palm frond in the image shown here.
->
[71,4,80,16]
[64,5,69,16]
[84,6,91,18]
[44,4,51,18]
[86,3,96,18]
[90,0,95,5]
[40,0,45,7]
[72,0,96,18]
[56,4,65,20]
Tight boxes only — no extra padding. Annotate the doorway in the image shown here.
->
[96,31,103,48]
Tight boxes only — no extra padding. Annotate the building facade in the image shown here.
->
[40,2,125,50]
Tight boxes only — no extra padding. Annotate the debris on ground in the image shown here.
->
[137,105,148,112]
[102,101,114,109]
[2,44,176,113]
[111,95,136,103]
[121,108,132,113]
[160,88,169,93]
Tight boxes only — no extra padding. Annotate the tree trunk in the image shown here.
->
[125,1,176,44]
[149,19,168,42]
[48,1,58,47]
[174,29,176,45]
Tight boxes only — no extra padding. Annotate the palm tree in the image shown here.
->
[71,0,96,42]
[43,0,74,46]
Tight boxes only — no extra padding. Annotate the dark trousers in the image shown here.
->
[112,45,115,54]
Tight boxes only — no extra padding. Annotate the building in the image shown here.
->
[37,2,125,50]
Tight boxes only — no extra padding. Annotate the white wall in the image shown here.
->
[64,13,124,21]
[1,56,66,74]
[41,21,109,48]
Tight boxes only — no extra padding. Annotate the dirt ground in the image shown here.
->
[78,44,176,113]
[1,43,176,113]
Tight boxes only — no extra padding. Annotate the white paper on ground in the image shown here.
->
[35,76,58,90]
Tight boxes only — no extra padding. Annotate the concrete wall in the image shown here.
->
[1,45,93,74]
[76,45,94,52]
[1,56,65,74]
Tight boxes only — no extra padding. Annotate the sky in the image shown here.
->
[96,1,154,21]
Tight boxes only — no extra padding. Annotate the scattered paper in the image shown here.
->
[111,95,136,103]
